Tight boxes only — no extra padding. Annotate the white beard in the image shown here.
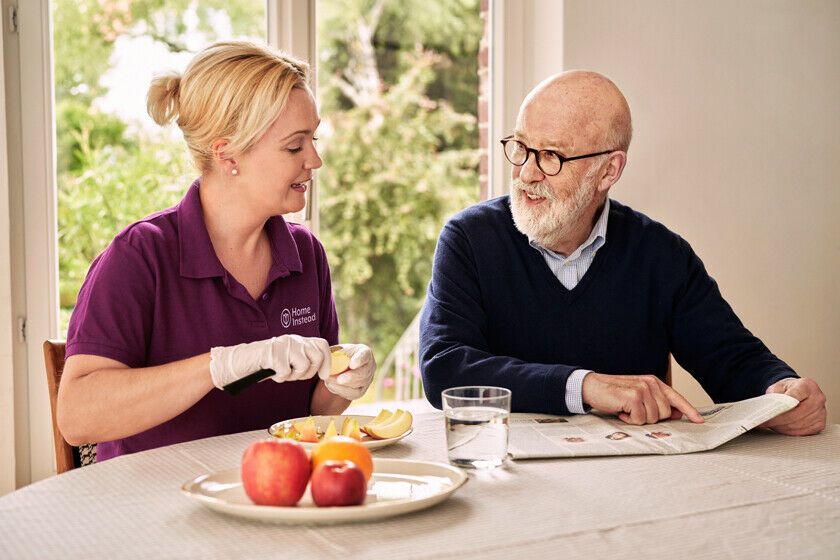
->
[510,171,598,250]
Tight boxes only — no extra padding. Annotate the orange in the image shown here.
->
[310,435,373,481]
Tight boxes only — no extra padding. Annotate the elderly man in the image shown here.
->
[420,71,826,435]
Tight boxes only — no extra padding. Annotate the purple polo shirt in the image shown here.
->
[66,179,339,461]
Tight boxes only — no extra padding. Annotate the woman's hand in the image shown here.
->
[209,335,331,389]
[319,344,377,401]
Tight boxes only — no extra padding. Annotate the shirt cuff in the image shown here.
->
[565,369,593,414]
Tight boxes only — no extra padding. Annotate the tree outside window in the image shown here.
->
[54,0,481,401]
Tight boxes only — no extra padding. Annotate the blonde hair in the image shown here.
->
[147,41,310,173]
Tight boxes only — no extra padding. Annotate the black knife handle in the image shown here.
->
[223,368,275,395]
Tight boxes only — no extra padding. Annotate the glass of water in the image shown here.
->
[442,386,511,469]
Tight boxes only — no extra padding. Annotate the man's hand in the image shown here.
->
[582,373,704,425]
[761,377,826,436]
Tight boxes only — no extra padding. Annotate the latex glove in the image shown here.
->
[209,335,331,389]
[319,344,377,401]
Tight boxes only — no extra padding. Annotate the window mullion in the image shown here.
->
[268,0,318,233]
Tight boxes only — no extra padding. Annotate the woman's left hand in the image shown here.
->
[320,344,376,401]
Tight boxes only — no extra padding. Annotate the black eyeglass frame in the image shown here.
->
[500,136,615,176]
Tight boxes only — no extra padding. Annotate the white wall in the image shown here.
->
[519,0,840,420]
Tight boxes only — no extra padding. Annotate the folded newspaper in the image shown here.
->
[508,393,799,459]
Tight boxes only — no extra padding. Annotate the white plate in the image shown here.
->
[181,458,467,524]
[268,415,413,450]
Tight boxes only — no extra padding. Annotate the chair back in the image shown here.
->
[43,340,96,473]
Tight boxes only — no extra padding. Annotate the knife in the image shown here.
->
[222,344,346,396]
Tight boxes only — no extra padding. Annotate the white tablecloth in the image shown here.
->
[1,403,838,559]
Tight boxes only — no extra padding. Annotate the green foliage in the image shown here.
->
[55,99,135,175]
[318,0,482,115]
[53,0,482,363]
[57,134,191,307]
[52,0,265,103]
[319,52,479,357]
[54,0,264,322]
[316,0,482,357]
[52,0,115,103]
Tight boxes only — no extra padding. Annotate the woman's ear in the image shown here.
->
[211,138,238,175]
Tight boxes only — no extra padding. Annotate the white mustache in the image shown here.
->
[511,178,555,201]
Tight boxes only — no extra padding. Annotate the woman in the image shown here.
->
[57,41,376,461]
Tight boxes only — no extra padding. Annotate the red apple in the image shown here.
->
[241,439,310,506]
[310,460,368,507]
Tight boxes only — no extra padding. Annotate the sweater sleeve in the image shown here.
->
[420,219,576,414]
[669,239,797,402]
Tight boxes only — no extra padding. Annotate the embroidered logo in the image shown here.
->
[281,306,317,328]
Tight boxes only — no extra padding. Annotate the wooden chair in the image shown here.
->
[43,340,96,473]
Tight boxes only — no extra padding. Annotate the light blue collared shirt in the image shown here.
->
[529,199,610,414]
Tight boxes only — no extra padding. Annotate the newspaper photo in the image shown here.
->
[508,393,799,459]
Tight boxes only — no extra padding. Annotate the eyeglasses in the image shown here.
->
[500,136,614,176]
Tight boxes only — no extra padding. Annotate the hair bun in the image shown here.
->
[147,72,182,126]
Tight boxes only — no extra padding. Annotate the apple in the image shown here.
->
[330,348,351,376]
[340,417,363,441]
[323,418,338,440]
[241,439,310,506]
[310,460,368,507]
[293,416,319,443]
[364,409,413,440]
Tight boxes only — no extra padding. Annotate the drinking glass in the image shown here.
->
[442,386,511,469]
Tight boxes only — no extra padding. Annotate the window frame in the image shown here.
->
[4,0,516,488]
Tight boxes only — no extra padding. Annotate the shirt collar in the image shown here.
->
[529,198,610,261]
[178,179,303,279]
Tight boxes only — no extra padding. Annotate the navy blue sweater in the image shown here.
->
[420,196,796,414]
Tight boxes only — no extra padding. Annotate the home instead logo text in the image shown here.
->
[281,306,317,329]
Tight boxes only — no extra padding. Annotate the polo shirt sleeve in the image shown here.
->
[66,237,155,368]
[669,239,797,402]
[420,219,576,415]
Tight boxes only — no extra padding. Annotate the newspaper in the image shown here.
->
[508,393,799,459]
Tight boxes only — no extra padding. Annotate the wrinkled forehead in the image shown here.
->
[515,84,610,153]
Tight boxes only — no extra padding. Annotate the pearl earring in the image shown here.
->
[231,168,239,176]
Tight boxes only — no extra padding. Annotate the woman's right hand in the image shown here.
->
[209,335,331,389]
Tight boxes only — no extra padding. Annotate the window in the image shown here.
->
[5,0,495,486]
[52,0,266,334]
[314,0,485,399]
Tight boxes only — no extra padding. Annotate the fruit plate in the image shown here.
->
[268,415,412,450]
[181,458,467,525]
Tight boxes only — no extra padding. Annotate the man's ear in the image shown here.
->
[210,138,237,174]
[597,151,627,193]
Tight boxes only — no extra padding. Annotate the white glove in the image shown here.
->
[209,335,331,389]
[319,344,377,401]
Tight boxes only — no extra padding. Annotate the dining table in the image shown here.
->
[1,399,838,559]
